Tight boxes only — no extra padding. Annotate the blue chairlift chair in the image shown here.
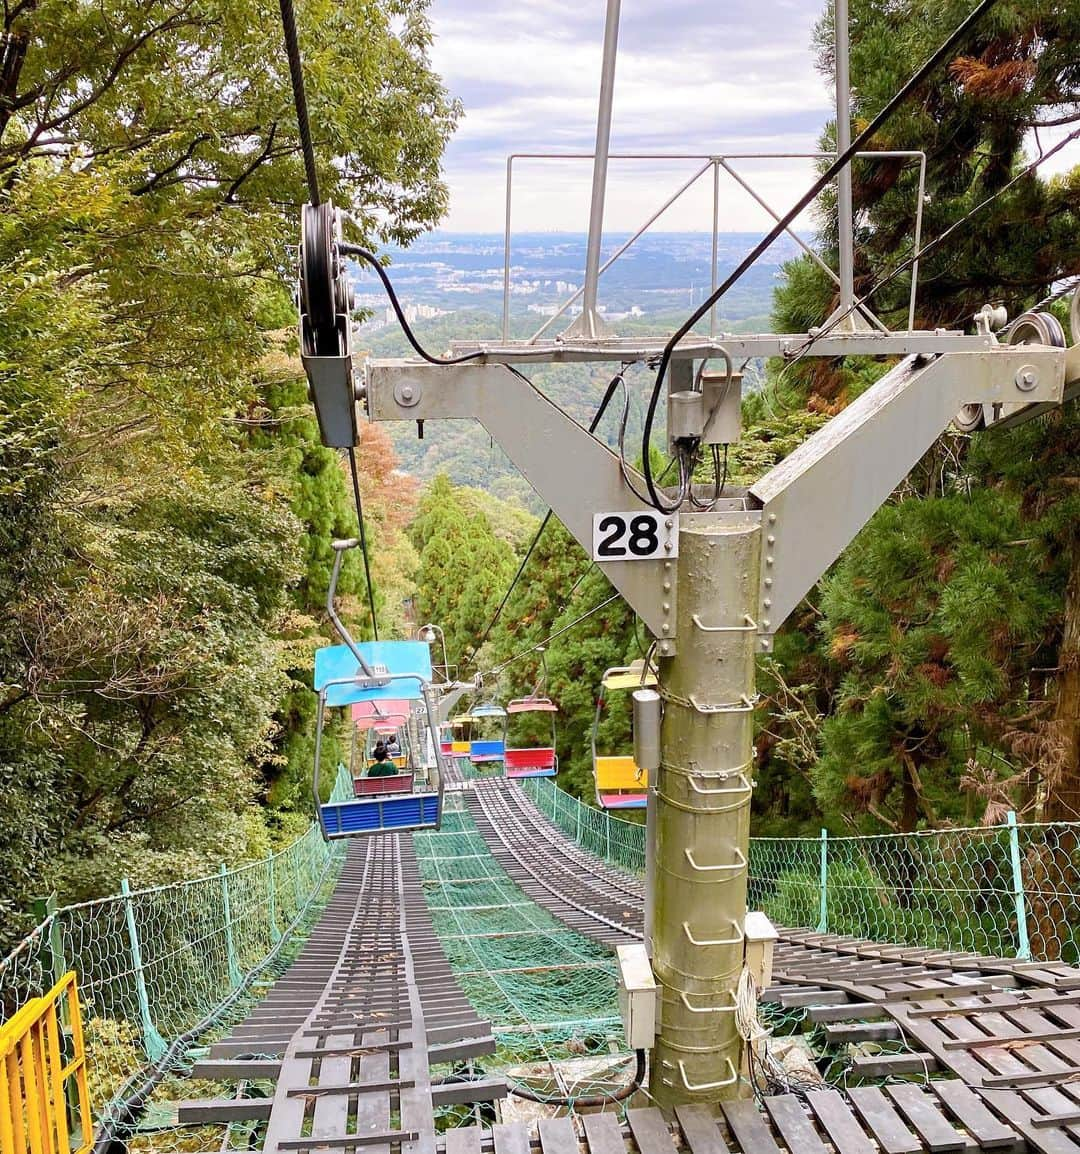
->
[312,540,446,839]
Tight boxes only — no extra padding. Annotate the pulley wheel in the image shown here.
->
[1007,310,1066,349]
[954,308,1065,433]
[301,202,339,355]
[953,403,988,433]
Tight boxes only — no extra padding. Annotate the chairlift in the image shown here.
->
[445,713,476,760]
[591,660,656,809]
[312,540,446,838]
[503,695,559,779]
[469,699,506,764]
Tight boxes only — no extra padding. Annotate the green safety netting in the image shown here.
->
[8,766,1080,1149]
[0,766,354,1130]
[414,796,634,1111]
[522,776,1080,964]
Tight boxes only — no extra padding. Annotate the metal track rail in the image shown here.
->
[176,835,498,1151]
[468,779,644,945]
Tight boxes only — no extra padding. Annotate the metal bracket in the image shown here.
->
[748,346,1068,640]
[691,613,757,633]
[687,771,753,797]
[687,693,756,714]
[682,920,744,948]
[684,847,747,874]
[366,360,679,647]
[676,1058,738,1091]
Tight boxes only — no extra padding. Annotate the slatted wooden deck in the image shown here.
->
[430,1094,1023,1154]
[171,777,1080,1154]
[177,833,498,1150]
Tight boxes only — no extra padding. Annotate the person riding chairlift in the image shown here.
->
[368,739,397,777]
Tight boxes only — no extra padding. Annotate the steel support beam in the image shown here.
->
[445,330,998,363]
[365,360,677,644]
[566,0,621,340]
[747,347,1066,639]
[436,684,472,724]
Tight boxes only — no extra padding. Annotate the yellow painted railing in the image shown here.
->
[0,973,92,1154]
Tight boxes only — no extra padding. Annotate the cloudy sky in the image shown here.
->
[428,0,841,233]
[426,0,1078,235]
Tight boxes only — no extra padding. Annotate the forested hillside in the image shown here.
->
[0,0,456,947]
[0,0,1077,963]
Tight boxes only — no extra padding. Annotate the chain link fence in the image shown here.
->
[0,766,352,1120]
[521,778,1080,964]
[520,777,646,873]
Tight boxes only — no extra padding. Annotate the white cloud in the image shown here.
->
[428,0,835,231]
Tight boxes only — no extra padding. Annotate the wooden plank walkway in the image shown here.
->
[168,775,1080,1154]
[178,833,497,1151]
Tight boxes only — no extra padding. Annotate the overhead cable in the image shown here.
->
[278,0,321,206]
[485,594,621,679]
[339,243,489,365]
[347,447,380,641]
[639,0,1002,510]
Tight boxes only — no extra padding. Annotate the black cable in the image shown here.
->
[347,446,379,641]
[505,1048,645,1106]
[339,243,489,365]
[786,126,1080,364]
[462,364,634,669]
[487,593,621,678]
[639,0,1001,509]
[278,0,320,206]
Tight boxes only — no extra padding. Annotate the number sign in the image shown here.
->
[591,511,677,561]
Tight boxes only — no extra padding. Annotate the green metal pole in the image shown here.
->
[220,863,243,987]
[267,852,281,944]
[818,828,829,933]
[1006,811,1031,961]
[120,878,167,1060]
[649,514,761,1106]
[30,893,65,992]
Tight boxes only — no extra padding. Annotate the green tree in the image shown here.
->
[0,0,458,939]
[411,476,519,668]
[754,0,1079,835]
[815,492,1056,831]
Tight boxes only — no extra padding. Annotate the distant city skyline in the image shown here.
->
[426,1,1078,235]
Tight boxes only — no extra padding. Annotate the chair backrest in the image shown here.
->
[354,772,413,796]
[505,747,557,771]
[451,740,471,754]
[596,755,647,792]
[470,739,504,758]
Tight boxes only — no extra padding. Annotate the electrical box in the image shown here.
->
[632,688,661,773]
[616,943,656,1049]
[700,370,742,445]
[667,389,704,445]
[743,911,779,990]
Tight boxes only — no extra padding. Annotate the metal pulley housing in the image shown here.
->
[953,309,1065,433]
[299,201,358,447]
